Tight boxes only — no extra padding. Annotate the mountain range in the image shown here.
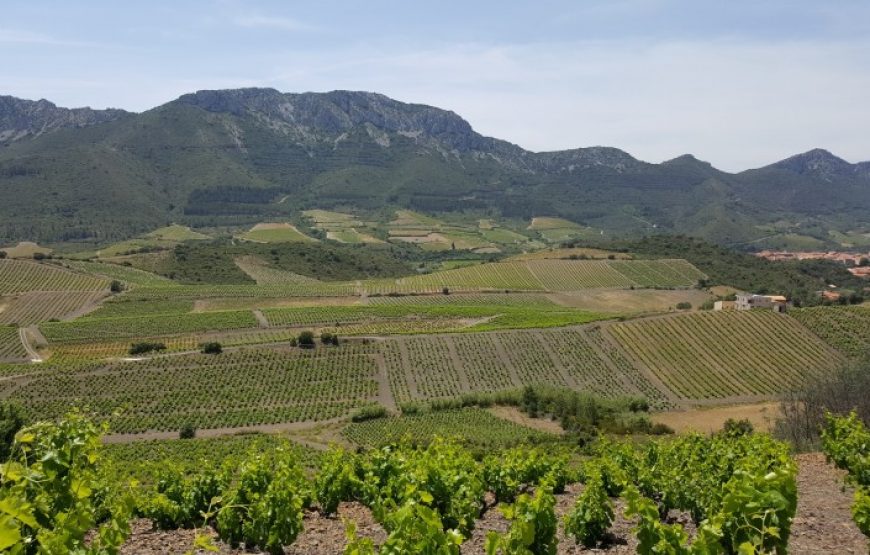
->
[0,88,867,247]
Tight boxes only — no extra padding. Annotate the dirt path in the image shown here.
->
[370,353,397,412]
[790,452,868,554]
[490,334,523,388]
[252,309,270,328]
[19,327,42,362]
[444,337,472,392]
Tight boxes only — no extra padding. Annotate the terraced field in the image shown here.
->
[791,305,870,357]
[607,311,840,400]
[0,259,109,294]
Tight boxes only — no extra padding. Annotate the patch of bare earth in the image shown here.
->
[487,406,564,435]
[121,503,385,555]
[790,452,868,554]
[651,402,780,434]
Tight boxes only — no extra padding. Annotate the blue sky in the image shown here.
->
[2,0,869,170]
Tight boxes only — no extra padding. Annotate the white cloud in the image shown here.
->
[233,14,315,32]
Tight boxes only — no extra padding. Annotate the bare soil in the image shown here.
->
[548,289,713,314]
[651,402,781,434]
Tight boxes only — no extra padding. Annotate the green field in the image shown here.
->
[239,223,317,243]
[343,408,554,448]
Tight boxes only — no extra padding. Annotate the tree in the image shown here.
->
[179,424,196,439]
[320,332,334,345]
[298,330,316,348]
[0,251,6,259]
[201,342,222,355]
[109,280,124,293]
[32,252,46,260]
[442,287,450,295]
[676,301,692,310]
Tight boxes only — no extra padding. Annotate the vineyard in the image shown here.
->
[342,408,554,448]
[8,345,380,432]
[57,259,175,287]
[607,311,840,399]
[39,309,259,343]
[0,326,27,360]
[792,305,870,358]
[361,258,706,295]
[0,290,106,325]
[234,255,322,285]
[4,412,807,554]
[0,259,109,294]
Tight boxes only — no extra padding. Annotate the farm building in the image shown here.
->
[735,294,791,313]
[713,300,736,311]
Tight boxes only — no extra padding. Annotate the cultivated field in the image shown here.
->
[791,305,870,358]
[607,311,840,400]
[0,259,109,294]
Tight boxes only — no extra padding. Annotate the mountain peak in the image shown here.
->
[769,148,854,179]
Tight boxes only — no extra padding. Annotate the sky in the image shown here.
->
[2,0,869,171]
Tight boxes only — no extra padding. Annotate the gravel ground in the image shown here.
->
[790,452,868,555]
[120,452,868,554]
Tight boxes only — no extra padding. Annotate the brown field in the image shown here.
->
[650,402,780,434]
[548,288,713,313]
[1,241,52,259]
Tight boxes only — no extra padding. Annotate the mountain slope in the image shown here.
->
[0,88,867,246]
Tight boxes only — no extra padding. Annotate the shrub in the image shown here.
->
[676,301,692,310]
[320,332,334,345]
[129,341,166,355]
[351,404,388,422]
[200,342,223,355]
[298,330,315,348]
[110,280,124,293]
[179,424,196,439]
[722,418,754,437]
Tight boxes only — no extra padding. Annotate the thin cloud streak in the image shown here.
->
[233,14,316,32]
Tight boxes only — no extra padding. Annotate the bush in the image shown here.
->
[321,332,334,345]
[676,301,692,310]
[129,341,166,355]
[351,404,388,422]
[722,418,754,437]
[179,424,196,439]
[110,280,124,293]
[200,341,223,355]
[298,330,316,348]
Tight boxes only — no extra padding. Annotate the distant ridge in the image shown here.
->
[0,88,867,245]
